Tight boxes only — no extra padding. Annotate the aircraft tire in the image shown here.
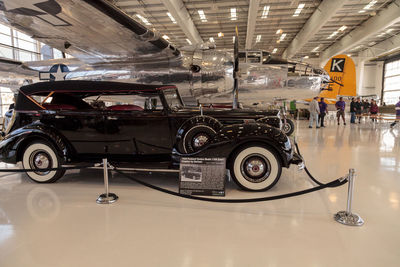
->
[282,119,295,136]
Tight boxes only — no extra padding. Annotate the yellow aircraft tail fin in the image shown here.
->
[320,54,357,100]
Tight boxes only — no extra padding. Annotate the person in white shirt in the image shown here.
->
[309,96,320,128]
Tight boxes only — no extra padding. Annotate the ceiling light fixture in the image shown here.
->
[256,35,261,43]
[293,3,305,17]
[209,37,215,43]
[167,12,177,24]
[136,14,151,26]
[198,10,207,22]
[276,29,283,35]
[218,32,224,37]
[186,38,192,45]
[279,33,287,42]
[232,36,235,43]
[261,5,270,19]
[231,8,237,21]
[272,48,277,54]
[304,55,309,59]
[338,25,347,32]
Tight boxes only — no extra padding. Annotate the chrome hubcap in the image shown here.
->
[240,154,271,183]
[29,150,52,175]
[34,153,50,169]
[193,134,209,148]
[245,159,265,177]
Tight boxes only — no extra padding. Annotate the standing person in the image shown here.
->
[370,99,379,122]
[390,96,400,128]
[335,97,346,125]
[355,97,362,123]
[363,99,370,116]
[319,97,327,127]
[350,97,356,123]
[309,96,320,128]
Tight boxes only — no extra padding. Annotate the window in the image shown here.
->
[84,94,163,111]
[384,58,400,105]
[0,22,66,62]
[0,87,14,117]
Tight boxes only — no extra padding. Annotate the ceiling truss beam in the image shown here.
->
[162,0,203,45]
[320,0,400,63]
[282,0,347,59]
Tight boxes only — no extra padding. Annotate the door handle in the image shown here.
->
[55,115,65,119]
[107,116,118,120]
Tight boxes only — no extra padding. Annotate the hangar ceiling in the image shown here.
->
[114,0,400,60]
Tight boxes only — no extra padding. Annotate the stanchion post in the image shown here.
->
[96,158,118,204]
[334,168,364,226]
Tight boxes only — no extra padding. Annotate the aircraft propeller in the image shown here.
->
[232,26,239,108]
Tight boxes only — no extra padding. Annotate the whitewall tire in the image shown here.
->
[22,141,65,183]
[229,145,282,191]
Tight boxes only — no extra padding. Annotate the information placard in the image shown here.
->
[179,157,226,196]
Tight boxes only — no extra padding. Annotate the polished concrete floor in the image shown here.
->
[0,119,399,267]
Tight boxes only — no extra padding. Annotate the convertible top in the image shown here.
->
[19,80,177,96]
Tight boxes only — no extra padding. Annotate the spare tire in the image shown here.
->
[176,116,222,154]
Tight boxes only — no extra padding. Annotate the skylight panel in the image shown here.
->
[136,14,151,26]
[293,3,305,17]
[261,6,270,19]
[198,10,207,22]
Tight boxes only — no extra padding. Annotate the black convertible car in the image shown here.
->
[0,81,302,191]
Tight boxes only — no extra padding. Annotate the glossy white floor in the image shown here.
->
[0,119,399,267]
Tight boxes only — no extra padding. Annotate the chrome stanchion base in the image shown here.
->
[334,211,364,226]
[96,193,118,204]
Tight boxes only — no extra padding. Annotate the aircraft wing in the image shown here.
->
[0,0,181,64]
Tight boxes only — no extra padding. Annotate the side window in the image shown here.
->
[83,94,163,111]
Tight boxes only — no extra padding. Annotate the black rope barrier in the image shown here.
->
[295,142,324,186]
[112,167,347,203]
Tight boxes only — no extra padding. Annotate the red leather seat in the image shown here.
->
[106,105,143,111]
[43,104,77,110]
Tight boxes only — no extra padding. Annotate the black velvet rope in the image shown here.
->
[295,142,325,186]
[113,167,347,203]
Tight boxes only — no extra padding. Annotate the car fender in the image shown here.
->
[172,123,292,167]
[1,122,74,163]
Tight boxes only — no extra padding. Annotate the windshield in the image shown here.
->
[163,89,184,109]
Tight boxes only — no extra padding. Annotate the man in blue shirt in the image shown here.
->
[390,97,400,128]
[318,97,328,127]
[335,97,346,125]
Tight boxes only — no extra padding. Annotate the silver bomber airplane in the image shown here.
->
[0,0,330,106]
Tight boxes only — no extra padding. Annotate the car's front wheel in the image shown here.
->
[22,141,65,183]
[229,145,282,191]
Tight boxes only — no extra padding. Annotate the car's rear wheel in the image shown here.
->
[229,145,282,191]
[22,141,65,183]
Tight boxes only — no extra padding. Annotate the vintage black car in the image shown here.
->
[0,81,302,191]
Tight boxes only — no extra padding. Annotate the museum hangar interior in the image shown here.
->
[0,0,399,266]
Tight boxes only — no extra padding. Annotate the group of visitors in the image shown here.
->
[308,96,390,128]
[349,98,379,123]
